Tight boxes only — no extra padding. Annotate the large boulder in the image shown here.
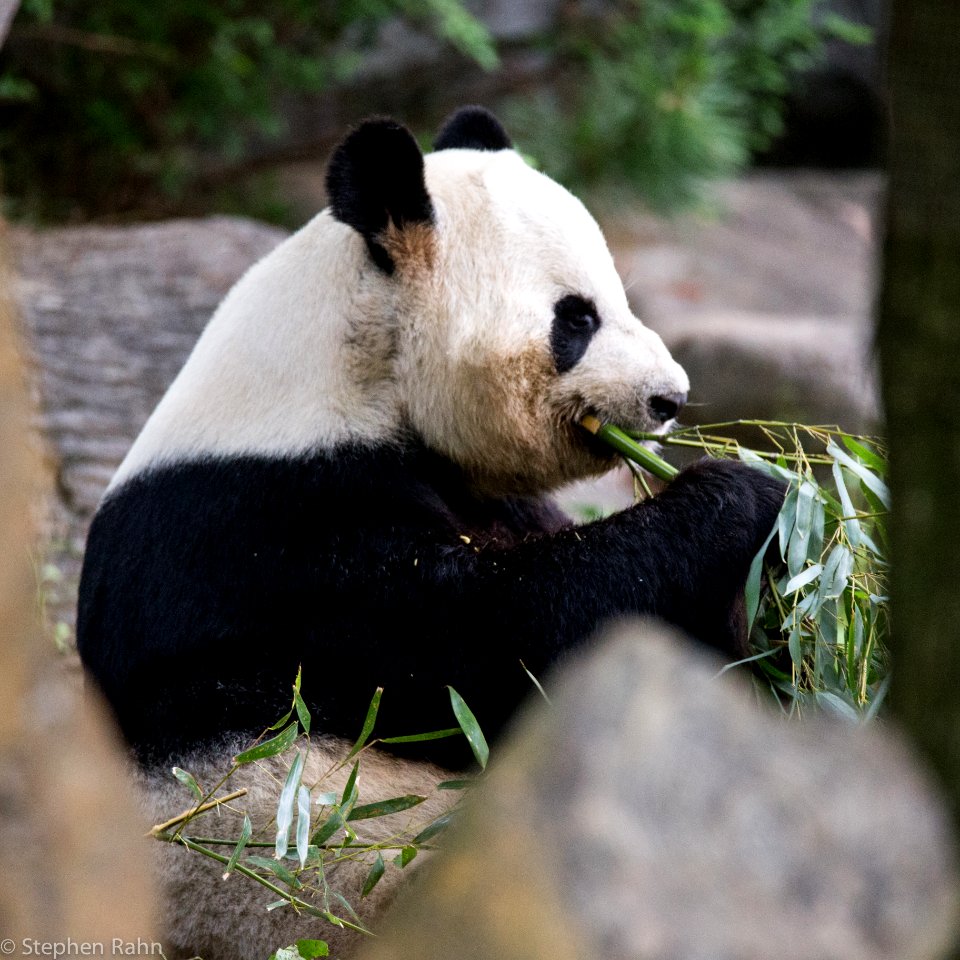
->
[610,171,883,433]
[359,620,959,960]
[0,232,156,952]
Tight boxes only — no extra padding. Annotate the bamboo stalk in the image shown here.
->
[581,415,679,482]
[148,788,248,837]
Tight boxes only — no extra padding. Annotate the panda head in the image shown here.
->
[326,106,689,496]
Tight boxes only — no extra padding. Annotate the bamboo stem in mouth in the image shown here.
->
[580,415,679,483]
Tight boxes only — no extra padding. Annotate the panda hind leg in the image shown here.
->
[138,737,455,960]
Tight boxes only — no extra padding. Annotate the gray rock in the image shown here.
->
[0,242,156,949]
[609,171,883,430]
[11,216,287,629]
[666,311,878,433]
[615,171,881,322]
[359,621,959,960]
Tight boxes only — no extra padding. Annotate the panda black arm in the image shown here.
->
[464,458,784,656]
[366,458,783,744]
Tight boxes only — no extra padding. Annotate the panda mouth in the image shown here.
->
[574,409,621,461]
[576,408,672,462]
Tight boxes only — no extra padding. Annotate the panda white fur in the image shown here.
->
[77,107,783,959]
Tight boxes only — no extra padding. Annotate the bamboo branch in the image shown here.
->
[148,788,248,837]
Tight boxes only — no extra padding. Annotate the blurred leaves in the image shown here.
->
[0,0,494,218]
[506,0,864,210]
[1,0,870,220]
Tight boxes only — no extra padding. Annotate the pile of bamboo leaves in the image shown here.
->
[582,416,890,719]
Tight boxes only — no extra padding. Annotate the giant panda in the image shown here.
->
[76,107,784,959]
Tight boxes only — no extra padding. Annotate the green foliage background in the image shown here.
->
[508,0,865,209]
[0,0,497,219]
[0,0,866,221]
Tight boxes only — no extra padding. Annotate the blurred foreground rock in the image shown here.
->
[360,621,959,960]
[0,228,156,954]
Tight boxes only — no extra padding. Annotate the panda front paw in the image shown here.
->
[658,458,786,656]
[671,457,786,556]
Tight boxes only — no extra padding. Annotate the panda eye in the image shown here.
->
[551,294,601,374]
[556,295,600,332]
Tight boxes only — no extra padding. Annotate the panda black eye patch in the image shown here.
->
[551,294,601,374]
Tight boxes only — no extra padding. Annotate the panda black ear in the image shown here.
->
[326,118,434,274]
[434,106,513,152]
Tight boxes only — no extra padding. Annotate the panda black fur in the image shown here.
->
[77,107,784,958]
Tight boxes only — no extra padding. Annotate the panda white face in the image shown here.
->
[110,110,688,498]
[392,146,689,495]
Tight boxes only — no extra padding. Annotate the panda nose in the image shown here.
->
[648,391,687,424]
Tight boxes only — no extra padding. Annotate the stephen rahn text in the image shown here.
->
[19,940,163,957]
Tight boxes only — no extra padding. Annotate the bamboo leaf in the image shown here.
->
[858,527,883,557]
[329,890,362,923]
[784,563,823,595]
[223,814,253,879]
[360,854,386,899]
[745,523,778,628]
[340,761,360,813]
[521,660,551,703]
[245,856,303,889]
[788,625,803,666]
[392,845,418,868]
[840,435,885,474]
[448,687,489,770]
[294,689,311,736]
[794,481,817,540]
[787,521,807,578]
[815,691,860,722]
[295,941,329,959]
[819,544,853,602]
[413,812,455,844]
[809,495,826,559]
[795,588,822,620]
[737,447,798,483]
[234,722,299,764]
[863,674,892,723]
[777,485,799,557]
[380,727,462,744]
[266,708,294,732]
[275,749,305,859]
[346,688,382,761]
[827,441,891,508]
[310,809,345,847]
[847,606,864,691]
[267,666,302,731]
[296,785,311,867]
[171,766,202,801]
[347,795,426,821]
[831,460,862,549]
